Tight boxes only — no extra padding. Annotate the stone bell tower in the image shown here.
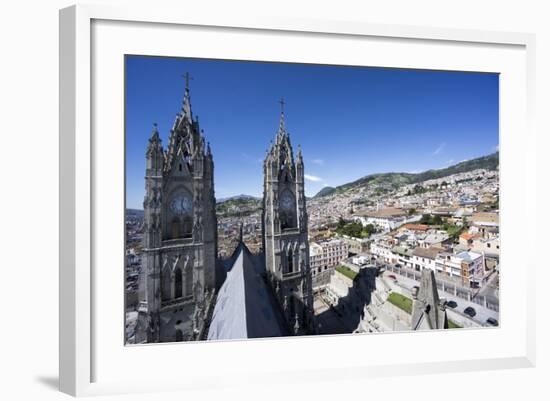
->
[137,74,217,343]
[262,100,315,335]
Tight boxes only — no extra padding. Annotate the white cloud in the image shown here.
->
[447,159,455,165]
[432,143,446,155]
[304,174,323,182]
[494,144,499,152]
[241,152,263,164]
[311,159,324,165]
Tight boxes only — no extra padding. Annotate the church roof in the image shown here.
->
[207,243,288,340]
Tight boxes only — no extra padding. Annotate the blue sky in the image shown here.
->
[126,55,499,209]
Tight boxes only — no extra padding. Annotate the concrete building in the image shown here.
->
[353,208,410,232]
[339,234,370,255]
[469,211,499,238]
[418,231,450,248]
[310,239,350,288]
[351,255,371,266]
[411,247,440,272]
[471,236,500,257]
[435,250,484,287]
[370,240,395,263]
[391,246,414,268]
[309,239,349,274]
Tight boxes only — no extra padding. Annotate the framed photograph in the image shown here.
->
[59,4,536,397]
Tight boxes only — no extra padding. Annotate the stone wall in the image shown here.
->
[382,299,412,327]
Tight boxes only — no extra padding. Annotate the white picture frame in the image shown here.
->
[59,3,536,397]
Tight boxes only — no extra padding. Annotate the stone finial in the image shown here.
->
[411,269,447,330]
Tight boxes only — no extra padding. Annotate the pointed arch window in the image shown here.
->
[171,217,181,239]
[161,268,172,301]
[182,215,193,238]
[289,294,296,319]
[287,251,294,273]
[175,268,183,298]
[185,265,193,296]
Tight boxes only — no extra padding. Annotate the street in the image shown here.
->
[380,269,499,327]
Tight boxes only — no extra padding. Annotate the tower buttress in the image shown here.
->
[138,124,164,342]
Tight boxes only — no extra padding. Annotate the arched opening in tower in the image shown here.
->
[175,268,183,298]
[171,216,181,239]
[287,251,294,273]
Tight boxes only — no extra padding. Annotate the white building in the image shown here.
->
[391,246,415,269]
[370,241,394,263]
[339,234,370,254]
[435,250,484,287]
[411,247,440,271]
[418,231,450,248]
[471,236,500,257]
[351,255,370,266]
[353,208,420,232]
[309,239,350,275]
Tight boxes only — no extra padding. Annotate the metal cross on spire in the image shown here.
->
[279,97,285,114]
[182,72,193,91]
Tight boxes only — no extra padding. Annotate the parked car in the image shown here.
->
[445,300,458,309]
[486,317,499,326]
[464,306,476,317]
[395,264,402,269]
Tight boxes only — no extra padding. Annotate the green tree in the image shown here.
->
[337,216,346,229]
[413,184,425,194]
[420,214,432,224]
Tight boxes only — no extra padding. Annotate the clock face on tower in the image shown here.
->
[169,194,193,215]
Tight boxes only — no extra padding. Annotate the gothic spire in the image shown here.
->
[182,72,193,121]
[146,123,162,152]
[277,97,287,140]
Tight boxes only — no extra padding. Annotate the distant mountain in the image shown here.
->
[216,194,260,203]
[314,186,337,198]
[314,152,499,198]
[126,208,144,218]
[216,195,262,218]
